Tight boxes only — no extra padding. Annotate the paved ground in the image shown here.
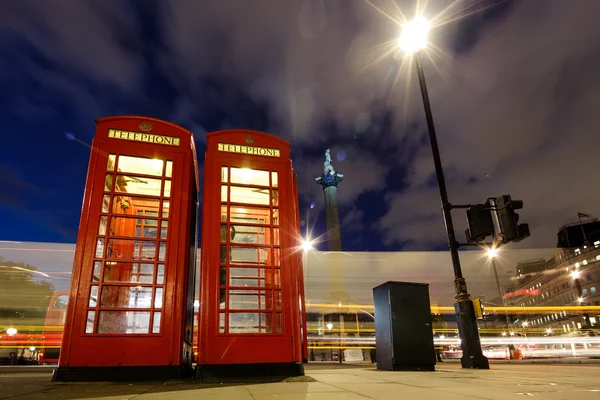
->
[2,362,600,399]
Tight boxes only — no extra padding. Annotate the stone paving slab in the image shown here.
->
[2,363,600,399]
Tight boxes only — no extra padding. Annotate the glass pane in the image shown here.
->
[221,185,228,202]
[230,186,269,205]
[152,312,161,333]
[92,261,101,282]
[273,248,280,266]
[229,290,270,310]
[220,289,226,309]
[154,288,163,308]
[271,171,278,187]
[220,245,227,264]
[97,311,151,334]
[110,216,157,239]
[98,216,108,235]
[112,196,160,216]
[230,247,271,266]
[115,175,162,197]
[100,286,153,308]
[230,225,268,245]
[102,195,110,213]
[219,313,225,334]
[221,166,228,183]
[271,190,279,206]
[273,228,280,246]
[230,167,270,186]
[106,239,157,261]
[162,200,170,218]
[157,264,165,284]
[95,238,105,258]
[272,209,279,226]
[163,180,171,197]
[220,224,227,242]
[117,155,163,177]
[220,267,226,286]
[107,154,116,171]
[102,262,154,283]
[229,313,272,333]
[228,206,272,225]
[229,268,280,288]
[275,291,282,310]
[85,311,96,334]
[165,161,173,178]
[89,285,98,307]
[158,242,166,261]
[160,221,167,239]
[104,174,113,192]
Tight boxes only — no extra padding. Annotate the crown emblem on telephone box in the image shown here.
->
[139,122,153,131]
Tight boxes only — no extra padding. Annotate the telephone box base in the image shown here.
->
[52,366,194,382]
[196,362,304,382]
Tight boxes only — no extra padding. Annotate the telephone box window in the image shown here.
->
[116,155,164,177]
[86,154,172,335]
[217,166,284,336]
[115,175,162,197]
[230,167,270,186]
[230,186,270,205]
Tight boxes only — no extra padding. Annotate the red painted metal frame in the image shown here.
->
[58,116,198,368]
[198,129,307,365]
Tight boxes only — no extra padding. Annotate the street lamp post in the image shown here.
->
[488,249,511,330]
[400,17,489,369]
[571,270,591,330]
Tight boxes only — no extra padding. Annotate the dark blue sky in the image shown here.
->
[2,0,598,251]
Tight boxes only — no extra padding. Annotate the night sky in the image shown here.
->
[1,0,599,252]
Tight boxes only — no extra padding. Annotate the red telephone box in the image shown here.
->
[197,130,307,377]
[53,116,199,381]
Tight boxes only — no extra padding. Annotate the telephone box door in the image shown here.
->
[206,160,293,364]
[65,144,184,366]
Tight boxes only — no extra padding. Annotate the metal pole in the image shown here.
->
[491,257,511,329]
[414,52,488,369]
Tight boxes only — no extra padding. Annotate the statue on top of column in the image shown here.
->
[324,149,335,175]
[316,148,344,189]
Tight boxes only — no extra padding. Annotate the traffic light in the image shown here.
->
[465,204,494,243]
[495,195,530,243]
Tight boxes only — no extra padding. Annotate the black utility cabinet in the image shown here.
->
[373,281,435,371]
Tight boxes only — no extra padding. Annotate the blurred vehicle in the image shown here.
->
[39,292,68,364]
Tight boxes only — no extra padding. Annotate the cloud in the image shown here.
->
[0,1,142,89]
[378,0,600,248]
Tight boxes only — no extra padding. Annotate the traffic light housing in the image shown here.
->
[465,204,494,243]
[495,195,530,243]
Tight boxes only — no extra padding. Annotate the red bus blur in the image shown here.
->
[39,291,69,364]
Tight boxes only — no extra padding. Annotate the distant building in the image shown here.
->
[508,228,600,333]
[557,218,600,249]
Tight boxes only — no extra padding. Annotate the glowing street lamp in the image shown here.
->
[398,16,430,53]
[6,327,17,336]
[301,239,313,252]
[571,270,580,279]
[398,17,488,369]
[487,247,498,259]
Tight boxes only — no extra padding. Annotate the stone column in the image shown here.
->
[315,149,344,251]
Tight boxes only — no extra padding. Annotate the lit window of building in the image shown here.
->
[592,287,597,295]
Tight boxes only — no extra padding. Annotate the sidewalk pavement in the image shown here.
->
[2,362,600,399]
